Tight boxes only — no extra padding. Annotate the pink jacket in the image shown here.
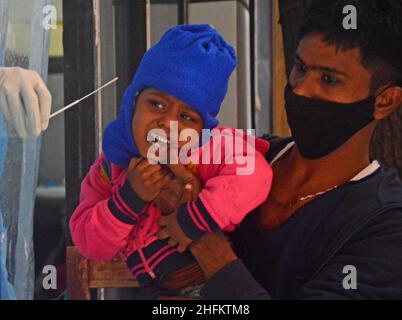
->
[70,127,272,286]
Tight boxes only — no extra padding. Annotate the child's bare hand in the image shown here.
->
[157,211,193,253]
[167,163,203,202]
[126,157,173,202]
[154,164,204,214]
[154,178,184,215]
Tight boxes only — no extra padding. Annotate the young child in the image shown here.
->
[70,24,272,298]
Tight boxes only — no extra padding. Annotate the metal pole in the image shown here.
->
[249,0,256,129]
[114,0,150,109]
[63,0,97,245]
[178,0,189,25]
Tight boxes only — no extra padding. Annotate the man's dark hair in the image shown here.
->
[298,0,402,92]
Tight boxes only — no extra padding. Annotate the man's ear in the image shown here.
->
[373,86,402,120]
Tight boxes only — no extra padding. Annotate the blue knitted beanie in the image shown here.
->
[103,24,237,168]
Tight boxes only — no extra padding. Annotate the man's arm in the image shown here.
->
[192,209,402,300]
[190,232,272,300]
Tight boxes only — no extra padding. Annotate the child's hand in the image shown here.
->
[157,211,193,253]
[154,178,184,215]
[154,164,203,215]
[126,157,173,202]
[166,163,203,202]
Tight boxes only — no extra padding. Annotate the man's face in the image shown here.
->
[289,32,373,103]
[131,88,204,158]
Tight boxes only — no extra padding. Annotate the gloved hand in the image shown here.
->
[0,67,51,138]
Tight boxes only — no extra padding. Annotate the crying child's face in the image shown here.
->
[131,88,204,160]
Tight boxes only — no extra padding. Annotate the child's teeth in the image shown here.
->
[149,133,155,142]
[149,133,170,144]
[159,136,169,144]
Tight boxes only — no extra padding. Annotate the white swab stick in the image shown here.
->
[49,77,119,119]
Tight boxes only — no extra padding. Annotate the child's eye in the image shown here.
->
[151,101,166,110]
[181,113,194,122]
[322,74,340,86]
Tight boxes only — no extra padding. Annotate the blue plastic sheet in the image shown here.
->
[0,0,50,300]
[0,112,15,300]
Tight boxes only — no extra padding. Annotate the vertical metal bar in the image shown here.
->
[114,0,150,110]
[249,0,256,129]
[63,0,97,245]
[109,2,149,299]
[99,0,118,133]
[146,0,152,49]
[93,0,103,155]
[237,0,252,130]
[254,0,273,135]
[178,0,189,25]
[267,0,273,133]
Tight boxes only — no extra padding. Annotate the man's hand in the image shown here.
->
[126,157,173,202]
[157,211,193,253]
[0,67,51,138]
[190,232,237,279]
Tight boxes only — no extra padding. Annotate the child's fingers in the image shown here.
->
[180,184,193,203]
[136,158,160,173]
[167,163,195,183]
[148,169,172,185]
[128,157,143,170]
[158,216,168,228]
[141,163,163,179]
[168,238,178,248]
[168,163,191,178]
[153,173,174,190]
[177,242,188,253]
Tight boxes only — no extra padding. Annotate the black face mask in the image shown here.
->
[284,83,375,159]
